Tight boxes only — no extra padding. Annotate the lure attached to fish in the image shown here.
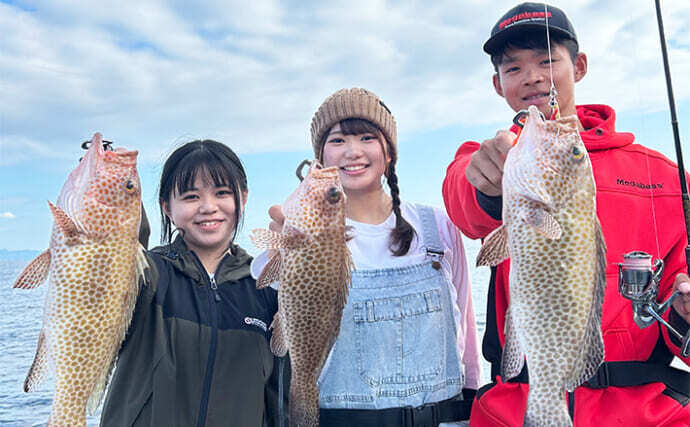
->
[477,106,606,427]
[251,161,352,427]
[13,133,147,426]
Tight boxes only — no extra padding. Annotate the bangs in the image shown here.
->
[339,118,381,136]
[171,149,238,197]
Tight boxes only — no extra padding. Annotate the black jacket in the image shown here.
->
[100,236,289,427]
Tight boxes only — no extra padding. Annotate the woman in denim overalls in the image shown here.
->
[254,88,480,426]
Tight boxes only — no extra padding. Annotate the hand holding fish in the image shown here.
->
[672,274,690,323]
[268,204,285,233]
[465,130,515,196]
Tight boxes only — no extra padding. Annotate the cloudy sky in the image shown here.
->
[1,0,689,252]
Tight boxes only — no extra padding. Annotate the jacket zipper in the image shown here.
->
[192,254,222,427]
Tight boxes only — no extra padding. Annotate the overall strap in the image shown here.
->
[415,204,444,266]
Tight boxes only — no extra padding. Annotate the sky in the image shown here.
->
[1,0,689,253]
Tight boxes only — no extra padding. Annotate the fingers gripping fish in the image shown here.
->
[477,106,607,427]
[251,161,353,427]
[13,133,148,426]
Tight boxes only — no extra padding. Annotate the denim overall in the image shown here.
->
[318,205,464,410]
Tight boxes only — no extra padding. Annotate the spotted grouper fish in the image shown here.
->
[476,105,607,426]
[13,133,147,426]
[251,161,352,427]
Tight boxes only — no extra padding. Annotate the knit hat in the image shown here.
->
[483,2,578,55]
[310,88,397,160]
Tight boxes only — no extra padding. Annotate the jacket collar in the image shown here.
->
[151,235,252,283]
[508,104,635,152]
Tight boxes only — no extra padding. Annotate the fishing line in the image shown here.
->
[543,3,560,119]
[626,4,662,259]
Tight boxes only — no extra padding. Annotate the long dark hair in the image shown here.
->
[322,118,416,256]
[158,139,248,245]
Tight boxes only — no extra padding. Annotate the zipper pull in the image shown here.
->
[210,276,221,302]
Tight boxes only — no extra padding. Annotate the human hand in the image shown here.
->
[268,205,285,233]
[465,130,515,196]
[672,273,690,324]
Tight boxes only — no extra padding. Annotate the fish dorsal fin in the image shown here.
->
[269,312,288,357]
[564,217,606,391]
[523,206,562,240]
[250,226,309,250]
[257,252,282,289]
[23,329,50,392]
[501,306,525,381]
[13,249,51,289]
[476,225,510,267]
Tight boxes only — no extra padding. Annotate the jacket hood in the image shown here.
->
[151,235,252,283]
[509,104,635,152]
[576,104,635,151]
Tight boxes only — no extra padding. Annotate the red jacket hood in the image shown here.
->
[509,104,635,152]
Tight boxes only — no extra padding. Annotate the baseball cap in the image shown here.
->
[483,2,578,55]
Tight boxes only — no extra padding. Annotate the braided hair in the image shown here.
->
[324,118,416,256]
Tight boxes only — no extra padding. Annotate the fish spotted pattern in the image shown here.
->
[477,106,606,427]
[251,161,352,427]
[13,133,146,426]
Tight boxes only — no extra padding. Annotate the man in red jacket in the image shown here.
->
[442,2,690,426]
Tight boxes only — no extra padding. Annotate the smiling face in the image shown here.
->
[163,171,246,260]
[493,43,587,118]
[321,123,389,195]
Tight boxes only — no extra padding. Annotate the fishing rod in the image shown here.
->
[618,0,690,356]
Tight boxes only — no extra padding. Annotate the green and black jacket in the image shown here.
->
[100,236,289,427]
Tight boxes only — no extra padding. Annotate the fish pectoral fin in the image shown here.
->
[524,208,562,239]
[476,225,510,267]
[48,201,83,243]
[136,243,149,282]
[24,329,50,392]
[501,306,525,380]
[257,252,282,289]
[250,227,309,250]
[269,312,288,357]
[13,249,51,289]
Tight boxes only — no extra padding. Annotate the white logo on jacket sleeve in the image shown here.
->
[244,316,268,331]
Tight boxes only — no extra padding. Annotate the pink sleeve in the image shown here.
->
[438,209,482,390]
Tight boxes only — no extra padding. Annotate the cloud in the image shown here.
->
[0,0,688,167]
[0,212,16,219]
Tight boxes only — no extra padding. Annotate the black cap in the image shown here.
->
[483,2,578,55]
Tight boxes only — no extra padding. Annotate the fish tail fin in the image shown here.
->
[289,380,319,427]
[565,218,606,391]
[24,329,50,392]
[501,306,525,380]
[13,249,51,289]
[476,225,510,267]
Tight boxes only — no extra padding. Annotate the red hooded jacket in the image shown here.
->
[443,104,690,426]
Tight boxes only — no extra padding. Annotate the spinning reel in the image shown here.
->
[618,251,690,357]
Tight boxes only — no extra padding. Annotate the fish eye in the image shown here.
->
[325,186,341,204]
[572,146,585,160]
[124,180,137,193]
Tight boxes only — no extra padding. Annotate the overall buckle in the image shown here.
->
[403,402,439,427]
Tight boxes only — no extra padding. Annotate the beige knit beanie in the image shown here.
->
[310,88,397,160]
